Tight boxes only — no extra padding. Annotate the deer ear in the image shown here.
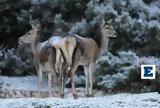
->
[100,17,105,26]
[31,24,36,29]
[107,19,113,24]
[35,24,41,31]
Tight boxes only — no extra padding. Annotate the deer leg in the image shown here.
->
[55,49,61,76]
[60,72,65,98]
[70,65,78,99]
[48,49,56,97]
[84,65,89,97]
[48,72,52,97]
[50,65,56,97]
[89,62,94,97]
[55,62,60,74]
[37,65,43,98]
[60,63,65,98]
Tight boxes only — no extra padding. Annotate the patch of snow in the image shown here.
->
[0,76,48,91]
[0,76,159,107]
[40,41,49,49]
[39,36,62,49]
[0,76,96,98]
[48,36,62,46]
[0,92,159,108]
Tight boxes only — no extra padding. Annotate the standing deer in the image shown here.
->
[18,24,63,97]
[58,18,117,99]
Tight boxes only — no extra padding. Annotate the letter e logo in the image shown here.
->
[141,65,156,79]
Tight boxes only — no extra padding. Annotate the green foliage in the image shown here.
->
[1,0,160,54]
[0,44,36,76]
[95,51,160,92]
[0,0,89,76]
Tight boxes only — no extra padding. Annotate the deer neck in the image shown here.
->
[31,31,42,54]
[100,30,109,55]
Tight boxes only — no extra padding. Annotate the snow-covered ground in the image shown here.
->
[0,76,159,108]
[0,92,159,108]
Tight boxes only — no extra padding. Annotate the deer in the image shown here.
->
[58,18,117,99]
[18,24,64,97]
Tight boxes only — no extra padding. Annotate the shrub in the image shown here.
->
[95,51,160,92]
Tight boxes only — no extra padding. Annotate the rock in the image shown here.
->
[23,90,31,97]
[9,89,15,97]
[0,90,6,98]
[5,92,10,98]
[31,91,37,97]
[15,90,23,98]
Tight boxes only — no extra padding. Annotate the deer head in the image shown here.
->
[18,24,41,44]
[100,17,117,38]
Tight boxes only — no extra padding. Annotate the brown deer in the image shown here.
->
[18,24,63,97]
[58,18,117,99]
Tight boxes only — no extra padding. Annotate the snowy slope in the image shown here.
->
[0,76,159,108]
[0,92,159,108]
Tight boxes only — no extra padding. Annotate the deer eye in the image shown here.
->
[28,32,31,35]
[105,26,110,29]
[105,22,109,25]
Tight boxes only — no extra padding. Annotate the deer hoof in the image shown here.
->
[60,94,64,98]
[89,94,94,97]
[73,94,78,99]
[37,93,41,98]
[85,94,90,97]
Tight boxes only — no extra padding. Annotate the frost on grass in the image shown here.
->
[0,76,159,108]
[0,92,159,108]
